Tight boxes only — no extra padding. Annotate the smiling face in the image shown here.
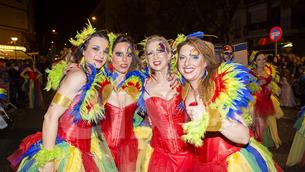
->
[255,54,266,68]
[146,40,171,72]
[112,42,133,74]
[83,36,109,69]
[178,44,207,82]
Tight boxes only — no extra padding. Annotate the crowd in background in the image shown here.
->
[0,58,51,108]
[0,50,304,109]
[268,53,305,107]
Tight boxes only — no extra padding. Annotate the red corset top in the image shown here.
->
[100,103,137,148]
[145,96,187,153]
[257,75,272,99]
[196,132,241,163]
[58,112,93,153]
[259,75,272,87]
[28,71,37,80]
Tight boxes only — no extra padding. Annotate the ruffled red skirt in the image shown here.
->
[193,133,241,171]
[254,90,275,117]
[105,133,138,172]
[148,147,193,172]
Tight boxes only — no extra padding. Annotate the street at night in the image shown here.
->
[1,0,305,171]
[0,91,304,171]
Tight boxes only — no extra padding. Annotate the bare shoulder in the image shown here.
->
[58,68,86,94]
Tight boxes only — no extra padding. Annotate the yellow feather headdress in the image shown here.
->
[69,20,96,46]
[107,32,118,60]
[249,50,259,65]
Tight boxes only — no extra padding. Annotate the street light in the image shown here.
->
[11,37,18,59]
[91,16,96,21]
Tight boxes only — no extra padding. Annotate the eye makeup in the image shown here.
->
[190,48,200,59]
[157,43,166,53]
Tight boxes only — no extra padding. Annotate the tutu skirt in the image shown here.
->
[193,133,282,172]
[7,131,117,172]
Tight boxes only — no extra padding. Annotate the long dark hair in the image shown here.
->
[112,34,141,71]
[71,30,109,63]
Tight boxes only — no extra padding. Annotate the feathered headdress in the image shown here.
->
[69,20,96,46]
[107,32,118,59]
[249,50,259,66]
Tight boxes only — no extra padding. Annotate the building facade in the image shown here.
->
[0,0,35,49]
[230,0,305,55]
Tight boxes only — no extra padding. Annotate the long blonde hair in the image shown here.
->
[177,37,218,103]
[142,35,171,69]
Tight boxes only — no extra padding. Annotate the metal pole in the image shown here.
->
[275,42,278,55]
[14,42,16,59]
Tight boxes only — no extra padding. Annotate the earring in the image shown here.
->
[202,69,208,80]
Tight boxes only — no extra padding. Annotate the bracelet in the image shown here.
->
[52,92,72,108]
[206,109,222,132]
[35,145,62,167]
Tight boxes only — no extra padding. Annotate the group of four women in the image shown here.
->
[8,22,282,172]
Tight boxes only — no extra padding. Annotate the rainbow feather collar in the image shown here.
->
[182,62,254,146]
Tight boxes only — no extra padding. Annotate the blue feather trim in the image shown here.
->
[245,144,268,172]
[68,63,99,123]
[294,106,305,130]
[223,62,254,123]
[20,137,64,160]
[187,31,205,39]
[0,94,7,100]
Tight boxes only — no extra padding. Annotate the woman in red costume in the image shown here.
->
[99,34,144,172]
[8,23,117,172]
[249,51,283,148]
[142,35,193,172]
[20,62,43,109]
[176,35,282,171]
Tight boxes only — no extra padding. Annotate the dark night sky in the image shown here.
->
[34,0,100,52]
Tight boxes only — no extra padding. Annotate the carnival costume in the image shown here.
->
[286,106,305,167]
[22,68,44,109]
[143,81,193,172]
[7,22,118,172]
[99,69,146,172]
[181,61,281,171]
[174,32,282,172]
[8,62,117,172]
[250,61,283,148]
[137,35,194,172]
[0,88,8,129]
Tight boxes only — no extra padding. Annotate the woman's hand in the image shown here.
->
[168,72,179,89]
[220,117,250,145]
[39,161,54,172]
[187,96,206,121]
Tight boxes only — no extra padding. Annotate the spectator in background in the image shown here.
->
[20,61,44,109]
[279,69,296,108]
[221,44,234,62]
[295,66,305,107]
[6,62,20,106]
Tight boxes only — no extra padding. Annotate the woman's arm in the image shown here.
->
[20,67,30,78]
[219,117,250,145]
[41,69,86,171]
[187,98,250,145]
[35,68,42,78]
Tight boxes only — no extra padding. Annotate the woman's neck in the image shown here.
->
[114,72,126,86]
[189,79,200,94]
[257,65,265,74]
[152,67,168,81]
